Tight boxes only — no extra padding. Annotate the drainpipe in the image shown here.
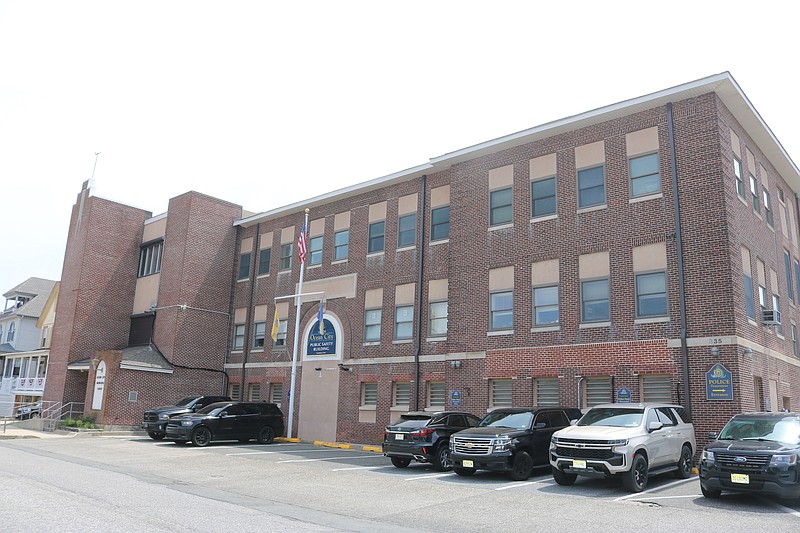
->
[414,175,427,411]
[240,223,260,401]
[667,103,692,421]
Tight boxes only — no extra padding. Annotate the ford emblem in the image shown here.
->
[734,456,747,463]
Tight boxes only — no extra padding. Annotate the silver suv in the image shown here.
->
[549,403,696,492]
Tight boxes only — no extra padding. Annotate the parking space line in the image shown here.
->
[613,477,696,501]
[632,495,698,500]
[494,479,549,491]
[226,451,279,456]
[404,473,452,481]
[759,497,800,518]
[278,455,378,463]
[332,466,383,471]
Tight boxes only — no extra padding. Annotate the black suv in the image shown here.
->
[383,411,482,471]
[165,401,284,447]
[450,407,582,481]
[699,412,800,500]
[142,395,231,440]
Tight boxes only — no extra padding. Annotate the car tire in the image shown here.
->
[675,445,693,479]
[701,484,721,499]
[432,444,452,471]
[148,432,166,440]
[453,466,476,477]
[191,426,213,447]
[509,451,535,481]
[552,466,577,486]
[390,457,412,468]
[623,453,648,492]
[257,425,275,444]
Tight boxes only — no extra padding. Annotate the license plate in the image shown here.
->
[462,460,474,468]
[394,434,404,440]
[731,473,749,484]
[572,459,587,469]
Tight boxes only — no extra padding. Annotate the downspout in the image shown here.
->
[240,223,260,401]
[667,103,692,421]
[414,175,427,411]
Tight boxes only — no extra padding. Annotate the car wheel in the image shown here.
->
[623,453,649,492]
[257,425,275,444]
[31,411,40,419]
[453,466,476,477]
[509,451,534,481]
[390,457,412,468]
[552,466,577,486]
[675,445,693,479]
[191,427,212,447]
[432,444,452,471]
[701,484,721,499]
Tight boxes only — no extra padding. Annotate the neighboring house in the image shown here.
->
[0,278,58,416]
[42,72,800,445]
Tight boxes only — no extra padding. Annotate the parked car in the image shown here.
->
[15,402,42,419]
[383,411,482,471]
[699,412,800,500]
[165,401,284,447]
[550,403,696,492]
[142,395,231,440]
[450,407,582,481]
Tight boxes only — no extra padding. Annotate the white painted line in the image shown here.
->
[614,477,696,501]
[332,466,384,471]
[278,455,378,463]
[632,495,699,500]
[226,451,279,456]
[404,473,452,481]
[760,497,800,518]
[494,480,542,491]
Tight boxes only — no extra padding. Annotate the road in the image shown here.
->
[1,434,799,532]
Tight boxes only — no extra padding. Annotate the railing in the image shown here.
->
[0,400,86,432]
[0,377,47,394]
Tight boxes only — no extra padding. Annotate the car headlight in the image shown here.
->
[607,439,628,446]
[181,420,195,426]
[770,454,798,467]
[702,449,715,465]
[492,436,512,451]
[159,414,170,420]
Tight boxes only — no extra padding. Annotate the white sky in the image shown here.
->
[1,1,798,297]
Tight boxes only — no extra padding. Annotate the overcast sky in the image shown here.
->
[1,1,797,298]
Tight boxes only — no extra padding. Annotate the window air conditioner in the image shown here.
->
[761,309,781,325]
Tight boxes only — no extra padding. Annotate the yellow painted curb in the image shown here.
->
[314,440,352,449]
[275,437,300,443]
[362,445,382,453]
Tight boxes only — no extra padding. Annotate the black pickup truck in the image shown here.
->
[142,395,230,440]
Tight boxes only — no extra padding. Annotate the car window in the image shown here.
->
[467,415,482,427]
[176,397,197,407]
[578,408,643,427]
[549,410,569,427]
[646,408,659,426]
[655,407,676,426]
[480,411,533,430]
[242,404,261,415]
[223,404,247,416]
[449,414,467,428]
[430,414,448,425]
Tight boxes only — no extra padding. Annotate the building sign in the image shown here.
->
[705,363,733,401]
[306,319,336,356]
[91,360,107,410]
[616,387,631,403]
[451,390,462,407]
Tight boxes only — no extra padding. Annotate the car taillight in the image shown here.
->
[410,428,435,437]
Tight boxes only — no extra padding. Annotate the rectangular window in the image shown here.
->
[490,291,513,330]
[392,382,411,408]
[758,284,767,314]
[581,279,610,322]
[764,190,773,226]
[368,221,385,253]
[490,379,513,408]
[641,375,672,403]
[431,205,450,241]
[733,157,745,198]
[248,383,261,401]
[427,381,446,409]
[629,153,660,197]
[535,378,560,407]
[137,240,164,277]
[584,376,611,407]
[233,324,245,351]
[773,294,783,335]
[41,327,49,348]
[533,285,559,325]
[258,248,271,276]
[429,301,448,337]
[490,187,513,226]
[253,321,266,348]
[334,229,349,260]
[793,323,799,357]
[531,177,556,217]
[744,274,756,320]
[309,236,323,265]
[275,319,287,346]
[394,305,414,340]
[279,243,292,270]
[636,272,667,317]
[397,213,416,248]
[578,165,605,208]
[238,252,251,280]
[270,383,283,405]
[785,251,794,304]
[794,259,800,308]
[361,382,378,406]
[750,174,760,213]
[364,309,382,342]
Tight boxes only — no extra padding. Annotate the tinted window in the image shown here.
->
[548,410,570,427]
[198,402,232,415]
[467,415,482,427]
[224,404,247,416]
[656,407,676,426]
[449,415,468,428]
[578,408,644,427]
[176,397,198,407]
[480,411,533,430]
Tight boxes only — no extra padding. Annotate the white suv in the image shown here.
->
[549,403,696,492]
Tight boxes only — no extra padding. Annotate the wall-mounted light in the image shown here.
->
[710,346,720,358]
[742,347,753,356]
[449,360,462,369]
[338,364,352,372]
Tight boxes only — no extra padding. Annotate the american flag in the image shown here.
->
[297,220,308,264]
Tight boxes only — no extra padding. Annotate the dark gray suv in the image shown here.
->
[166,401,284,447]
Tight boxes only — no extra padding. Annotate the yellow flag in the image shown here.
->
[271,308,280,342]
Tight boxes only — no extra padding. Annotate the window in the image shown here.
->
[733,157,745,198]
[368,221,385,253]
[641,375,672,403]
[490,379,513,408]
[431,205,450,241]
[535,378,560,406]
[531,177,556,217]
[764,190,773,226]
[743,273,756,320]
[427,382,446,409]
[533,285,559,325]
[279,243,292,270]
[253,321,266,348]
[334,229,349,260]
[629,153,660,197]
[392,382,411,408]
[41,327,49,348]
[398,213,416,248]
[578,165,605,208]
[581,279,610,322]
[395,305,414,340]
[233,324,245,351]
[785,251,794,304]
[0,325,3,343]
[429,301,448,337]
[750,174,760,213]
[795,259,800,308]
[584,377,611,407]
[490,188,513,226]
[6,322,14,343]
[364,309,382,342]
[248,383,261,401]
[274,319,287,346]
[490,291,513,330]
[238,252,251,280]
[773,294,783,335]
[758,284,767,315]
[636,272,667,317]
[309,236,323,265]
[793,323,799,357]
[270,383,283,405]
[361,382,378,407]
[258,248,271,275]
[229,383,241,401]
[137,240,163,277]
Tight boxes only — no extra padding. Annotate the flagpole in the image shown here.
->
[287,208,309,438]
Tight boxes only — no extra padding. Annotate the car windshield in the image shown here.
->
[196,403,229,415]
[479,411,532,430]
[578,407,644,427]
[719,417,800,445]
[175,397,198,407]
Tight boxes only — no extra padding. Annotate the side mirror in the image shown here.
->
[648,421,663,432]
[570,419,578,426]
[220,411,228,418]
[533,422,546,429]
[707,431,719,440]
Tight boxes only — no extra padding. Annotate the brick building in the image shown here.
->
[44,72,800,444]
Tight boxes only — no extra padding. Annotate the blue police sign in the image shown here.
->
[616,387,632,403]
[705,363,733,401]
[451,390,461,407]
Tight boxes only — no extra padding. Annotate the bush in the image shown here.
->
[62,416,96,429]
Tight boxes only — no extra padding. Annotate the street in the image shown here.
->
[1,433,799,532]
